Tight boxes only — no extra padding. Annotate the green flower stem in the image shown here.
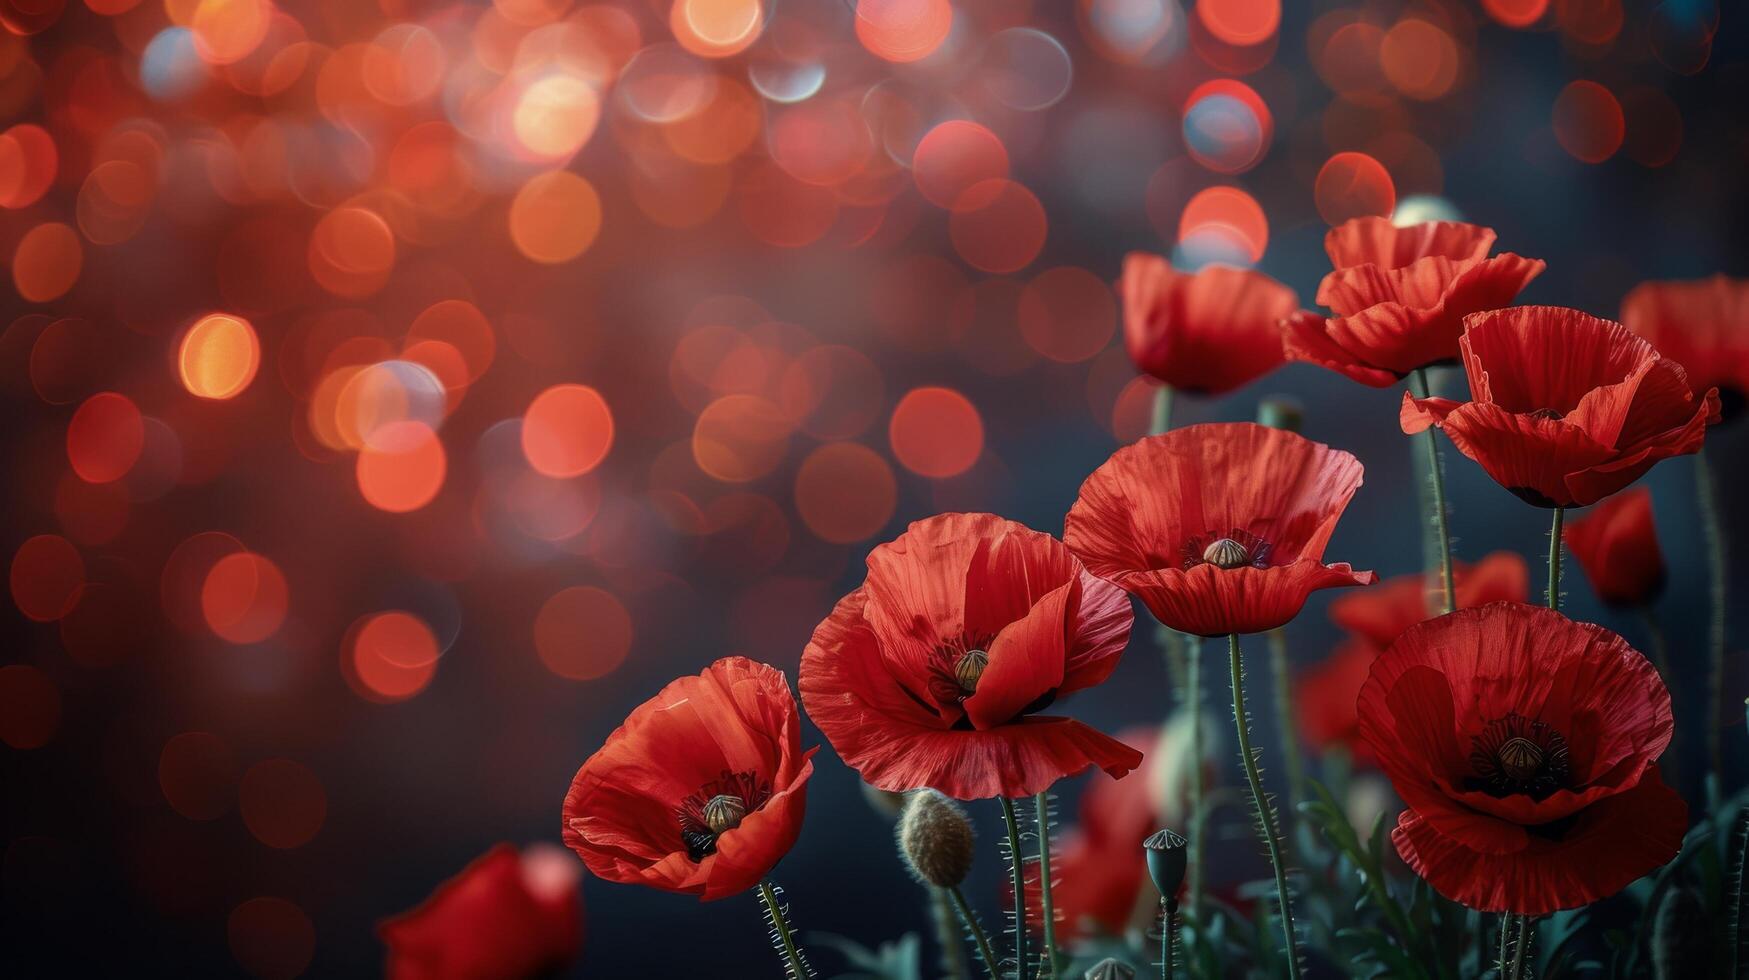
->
[1151,383,1175,435]
[1267,627,1303,827]
[1497,914,1511,976]
[1186,635,1205,924]
[1000,796,1027,980]
[1547,507,1564,611]
[758,880,808,979]
[1698,448,1728,777]
[1161,899,1177,980]
[1509,916,1535,980]
[1412,368,1456,614]
[948,885,1001,979]
[1227,633,1301,979]
[1034,792,1058,977]
[933,887,970,980]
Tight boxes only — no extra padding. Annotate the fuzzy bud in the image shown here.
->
[898,790,976,888]
[1085,958,1136,980]
[1143,828,1188,900]
[1256,396,1304,433]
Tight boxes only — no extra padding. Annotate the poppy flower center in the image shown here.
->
[1181,528,1272,570]
[1467,713,1571,800]
[955,649,989,693]
[676,770,772,861]
[1528,407,1565,422]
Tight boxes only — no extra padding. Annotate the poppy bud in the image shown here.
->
[1085,958,1136,980]
[898,790,976,888]
[1143,828,1188,899]
[1257,396,1304,433]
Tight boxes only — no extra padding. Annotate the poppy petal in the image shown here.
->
[1280,309,1404,387]
[1324,216,1497,270]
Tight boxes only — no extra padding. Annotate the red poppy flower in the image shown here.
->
[1358,601,1685,914]
[1328,551,1530,647]
[378,843,582,979]
[1064,422,1375,637]
[1563,487,1665,609]
[1121,253,1298,395]
[1620,275,1749,418]
[1282,217,1545,386]
[1298,553,1529,763]
[1401,306,1721,507]
[562,657,815,901]
[799,513,1140,800]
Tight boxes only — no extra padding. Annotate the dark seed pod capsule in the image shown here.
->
[1084,957,1137,980]
[898,790,976,888]
[1143,828,1188,900]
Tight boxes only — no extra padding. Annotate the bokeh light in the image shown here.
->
[239,759,326,849]
[200,552,288,645]
[889,386,983,478]
[1314,151,1397,226]
[794,442,897,543]
[67,392,144,484]
[522,384,614,478]
[1553,80,1625,164]
[178,314,260,400]
[533,586,632,680]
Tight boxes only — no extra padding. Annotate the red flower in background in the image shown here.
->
[1065,422,1375,637]
[1358,602,1684,914]
[1298,552,1530,762]
[562,657,815,900]
[1045,728,1173,938]
[1283,217,1545,386]
[1121,253,1298,395]
[379,843,582,980]
[1563,488,1666,609]
[1401,306,1720,507]
[1620,274,1749,419]
[800,513,1140,800]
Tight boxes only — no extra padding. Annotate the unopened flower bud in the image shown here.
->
[1256,396,1303,433]
[898,790,976,888]
[1085,958,1136,980]
[1143,828,1188,899]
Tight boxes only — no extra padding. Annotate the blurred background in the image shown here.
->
[2,0,1745,975]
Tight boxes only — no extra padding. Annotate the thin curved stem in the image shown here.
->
[932,887,970,980]
[1412,368,1456,614]
[948,885,1001,979]
[758,880,809,979]
[1547,507,1564,611]
[1227,633,1302,979]
[1150,384,1175,436]
[1497,914,1511,976]
[1267,627,1303,831]
[1509,916,1535,980]
[1185,636,1204,924]
[1034,792,1058,977]
[1161,900,1177,980]
[1000,797,1027,980]
[1698,448,1728,777]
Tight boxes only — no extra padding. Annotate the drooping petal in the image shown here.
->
[1280,309,1404,387]
[965,580,1070,730]
[1414,401,1615,507]
[1391,767,1686,915]
[1116,560,1375,637]
[1330,551,1529,646]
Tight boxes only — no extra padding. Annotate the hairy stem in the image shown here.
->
[1186,635,1205,924]
[758,880,810,980]
[1001,797,1027,980]
[1509,916,1535,980]
[1161,900,1178,980]
[1227,633,1301,979]
[933,887,970,980]
[1547,506,1564,611]
[1034,792,1058,977]
[1412,368,1456,614]
[949,885,1001,979]
[1267,627,1303,830]
[1698,448,1728,778]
